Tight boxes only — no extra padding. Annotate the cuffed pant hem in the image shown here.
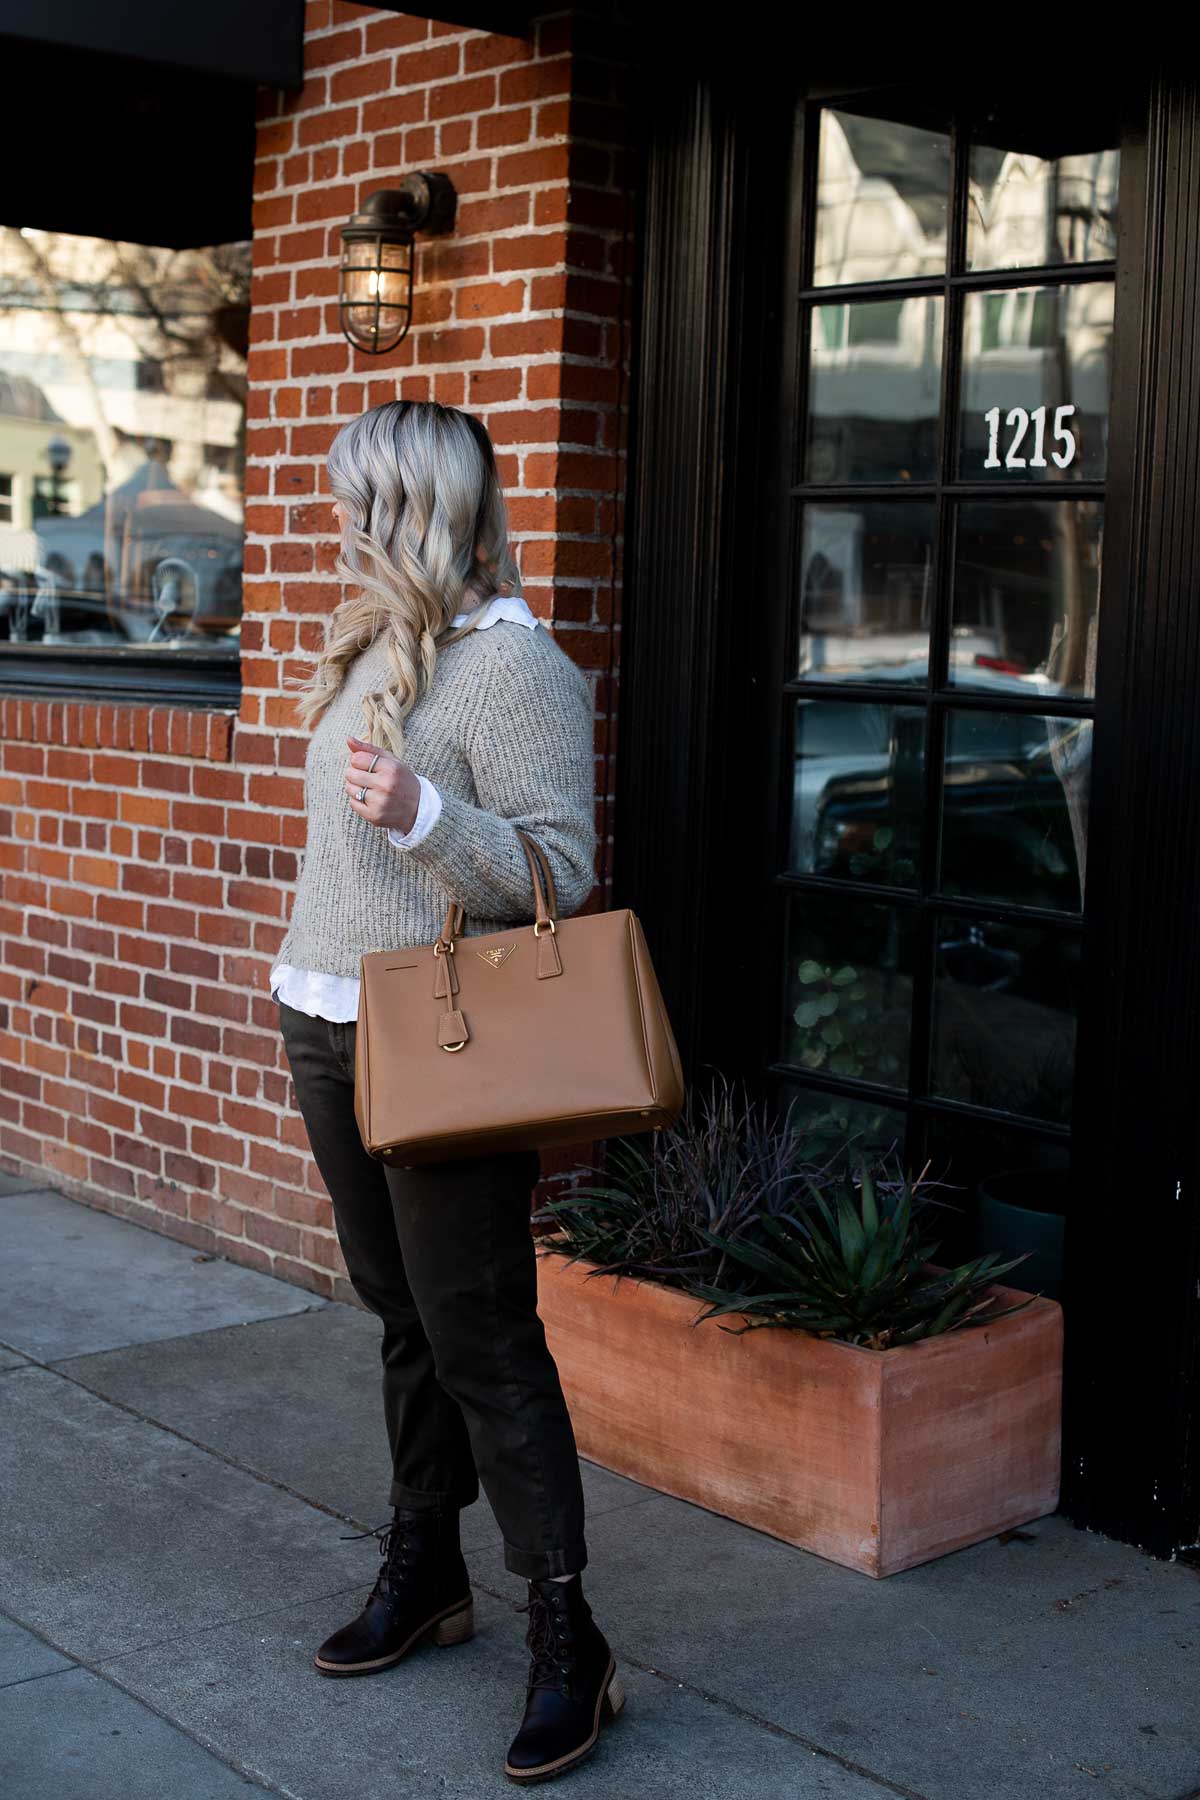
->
[388,1477,479,1512]
[503,1538,588,1580]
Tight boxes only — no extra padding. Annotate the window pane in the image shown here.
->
[931,918,1080,1122]
[940,709,1090,911]
[814,109,950,287]
[920,1112,1071,1273]
[950,500,1103,698]
[967,132,1119,272]
[0,229,247,658]
[806,295,943,484]
[783,893,916,1089]
[790,698,925,888]
[958,281,1113,481]
[797,500,934,682]
[775,1082,909,1163]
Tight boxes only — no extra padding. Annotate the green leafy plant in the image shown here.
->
[791,959,908,1085]
[688,1163,1034,1349]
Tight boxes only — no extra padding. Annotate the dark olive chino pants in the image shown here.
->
[278,999,588,1580]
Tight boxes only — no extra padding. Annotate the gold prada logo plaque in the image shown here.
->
[476,944,515,969]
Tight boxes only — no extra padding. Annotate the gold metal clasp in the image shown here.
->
[532,918,556,937]
[441,1040,467,1053]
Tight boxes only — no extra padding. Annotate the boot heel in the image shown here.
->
[602,1668,626,1719]
[430,1600,474,1647]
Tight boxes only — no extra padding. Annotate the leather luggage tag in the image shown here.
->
[438,1008,469,1049]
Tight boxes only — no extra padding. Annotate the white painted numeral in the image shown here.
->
[1004,407,1029,468]
[983,406,1001,468]
[981,402,1078,471]
[1051,403,1077,469]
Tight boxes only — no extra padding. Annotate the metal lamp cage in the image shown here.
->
[337,174,457,356]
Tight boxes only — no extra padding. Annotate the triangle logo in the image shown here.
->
[476,944,516,969]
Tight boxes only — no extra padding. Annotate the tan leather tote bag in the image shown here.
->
[354,829,685,1166]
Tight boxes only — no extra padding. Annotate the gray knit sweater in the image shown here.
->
[275,620,597,980]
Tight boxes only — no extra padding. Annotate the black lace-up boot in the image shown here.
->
[313,1506,474,1677]
[503,1573,625,1783]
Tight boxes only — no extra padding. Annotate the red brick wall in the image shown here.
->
[0,5,633,1299]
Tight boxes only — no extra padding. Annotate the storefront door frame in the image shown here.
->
[616,56,1200,1558]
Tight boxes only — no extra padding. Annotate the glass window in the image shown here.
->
[806,295,943,484]
[949,500,1103,697]
[968,134,1119,272]
[790,698,925,887]
[920,1112,1071,1271]
[778,93,1115,1162]
[0,229,248,662]
[814,109,950,287]
[797,500,934,682]
[940,709,1090,911]
[958,281,1113,481]
[931,918,1081,1122]
[784,893,916,1089]
[777,1083,909,1163]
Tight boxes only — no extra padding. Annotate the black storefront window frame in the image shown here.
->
[768,94,1115,1183]
[0,646,241,707]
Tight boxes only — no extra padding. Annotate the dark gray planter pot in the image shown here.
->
[975,1170,1066,1302]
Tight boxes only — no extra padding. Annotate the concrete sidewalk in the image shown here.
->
[0,1170,1197,1800]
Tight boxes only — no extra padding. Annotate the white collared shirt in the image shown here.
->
[270,592,539,1023]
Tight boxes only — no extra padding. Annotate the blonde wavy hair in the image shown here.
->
[287,400,520,754]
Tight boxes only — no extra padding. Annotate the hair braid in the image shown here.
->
[284,400,520,755]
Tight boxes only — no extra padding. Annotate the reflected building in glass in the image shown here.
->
[0,228,249,660]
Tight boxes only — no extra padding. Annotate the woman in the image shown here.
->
[269,399,624,1785]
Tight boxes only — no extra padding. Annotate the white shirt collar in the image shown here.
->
[450,592,539,631]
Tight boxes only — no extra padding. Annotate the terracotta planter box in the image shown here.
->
[536,1251,1063,1577]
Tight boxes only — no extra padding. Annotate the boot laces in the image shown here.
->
[340,1515,423,1599]
[514,1586,574,1695]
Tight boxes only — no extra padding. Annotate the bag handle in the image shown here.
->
[432,830,563,1046]
[436,828,556,950]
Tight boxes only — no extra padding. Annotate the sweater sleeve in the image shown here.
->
[400,629,597,923]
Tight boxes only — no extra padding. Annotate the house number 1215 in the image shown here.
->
[983,403,1077,469]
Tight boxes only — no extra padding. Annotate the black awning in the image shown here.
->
[2,38,258,247]
[0,0,304,87]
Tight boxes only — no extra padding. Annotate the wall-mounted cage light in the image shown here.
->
[337,172,457,355]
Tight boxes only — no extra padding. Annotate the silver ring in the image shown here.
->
[356,785,367,803]
[367,753,380,773]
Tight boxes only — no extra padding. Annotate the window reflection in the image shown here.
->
[790,698,925,888]
[797,500,934,680]
[958,281,1113,480]
[776,1083,908,1163]
[950,500,1102,698]
[932,918,1081,1123]
[0,229,248,655]
[807,295,943,483]
[784,893,916,1089]
[814,110,950,287]
[968,135,1118,272]
[940,709,1090,911]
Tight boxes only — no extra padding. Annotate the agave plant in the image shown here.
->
[688,1162,1035,1349]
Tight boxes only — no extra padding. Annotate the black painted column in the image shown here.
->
[1064,72,1200,1557]
[613,65,792,1080]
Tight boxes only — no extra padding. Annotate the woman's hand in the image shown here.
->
[344,735,422,834]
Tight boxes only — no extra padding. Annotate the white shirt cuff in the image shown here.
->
[387,776,443,849]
